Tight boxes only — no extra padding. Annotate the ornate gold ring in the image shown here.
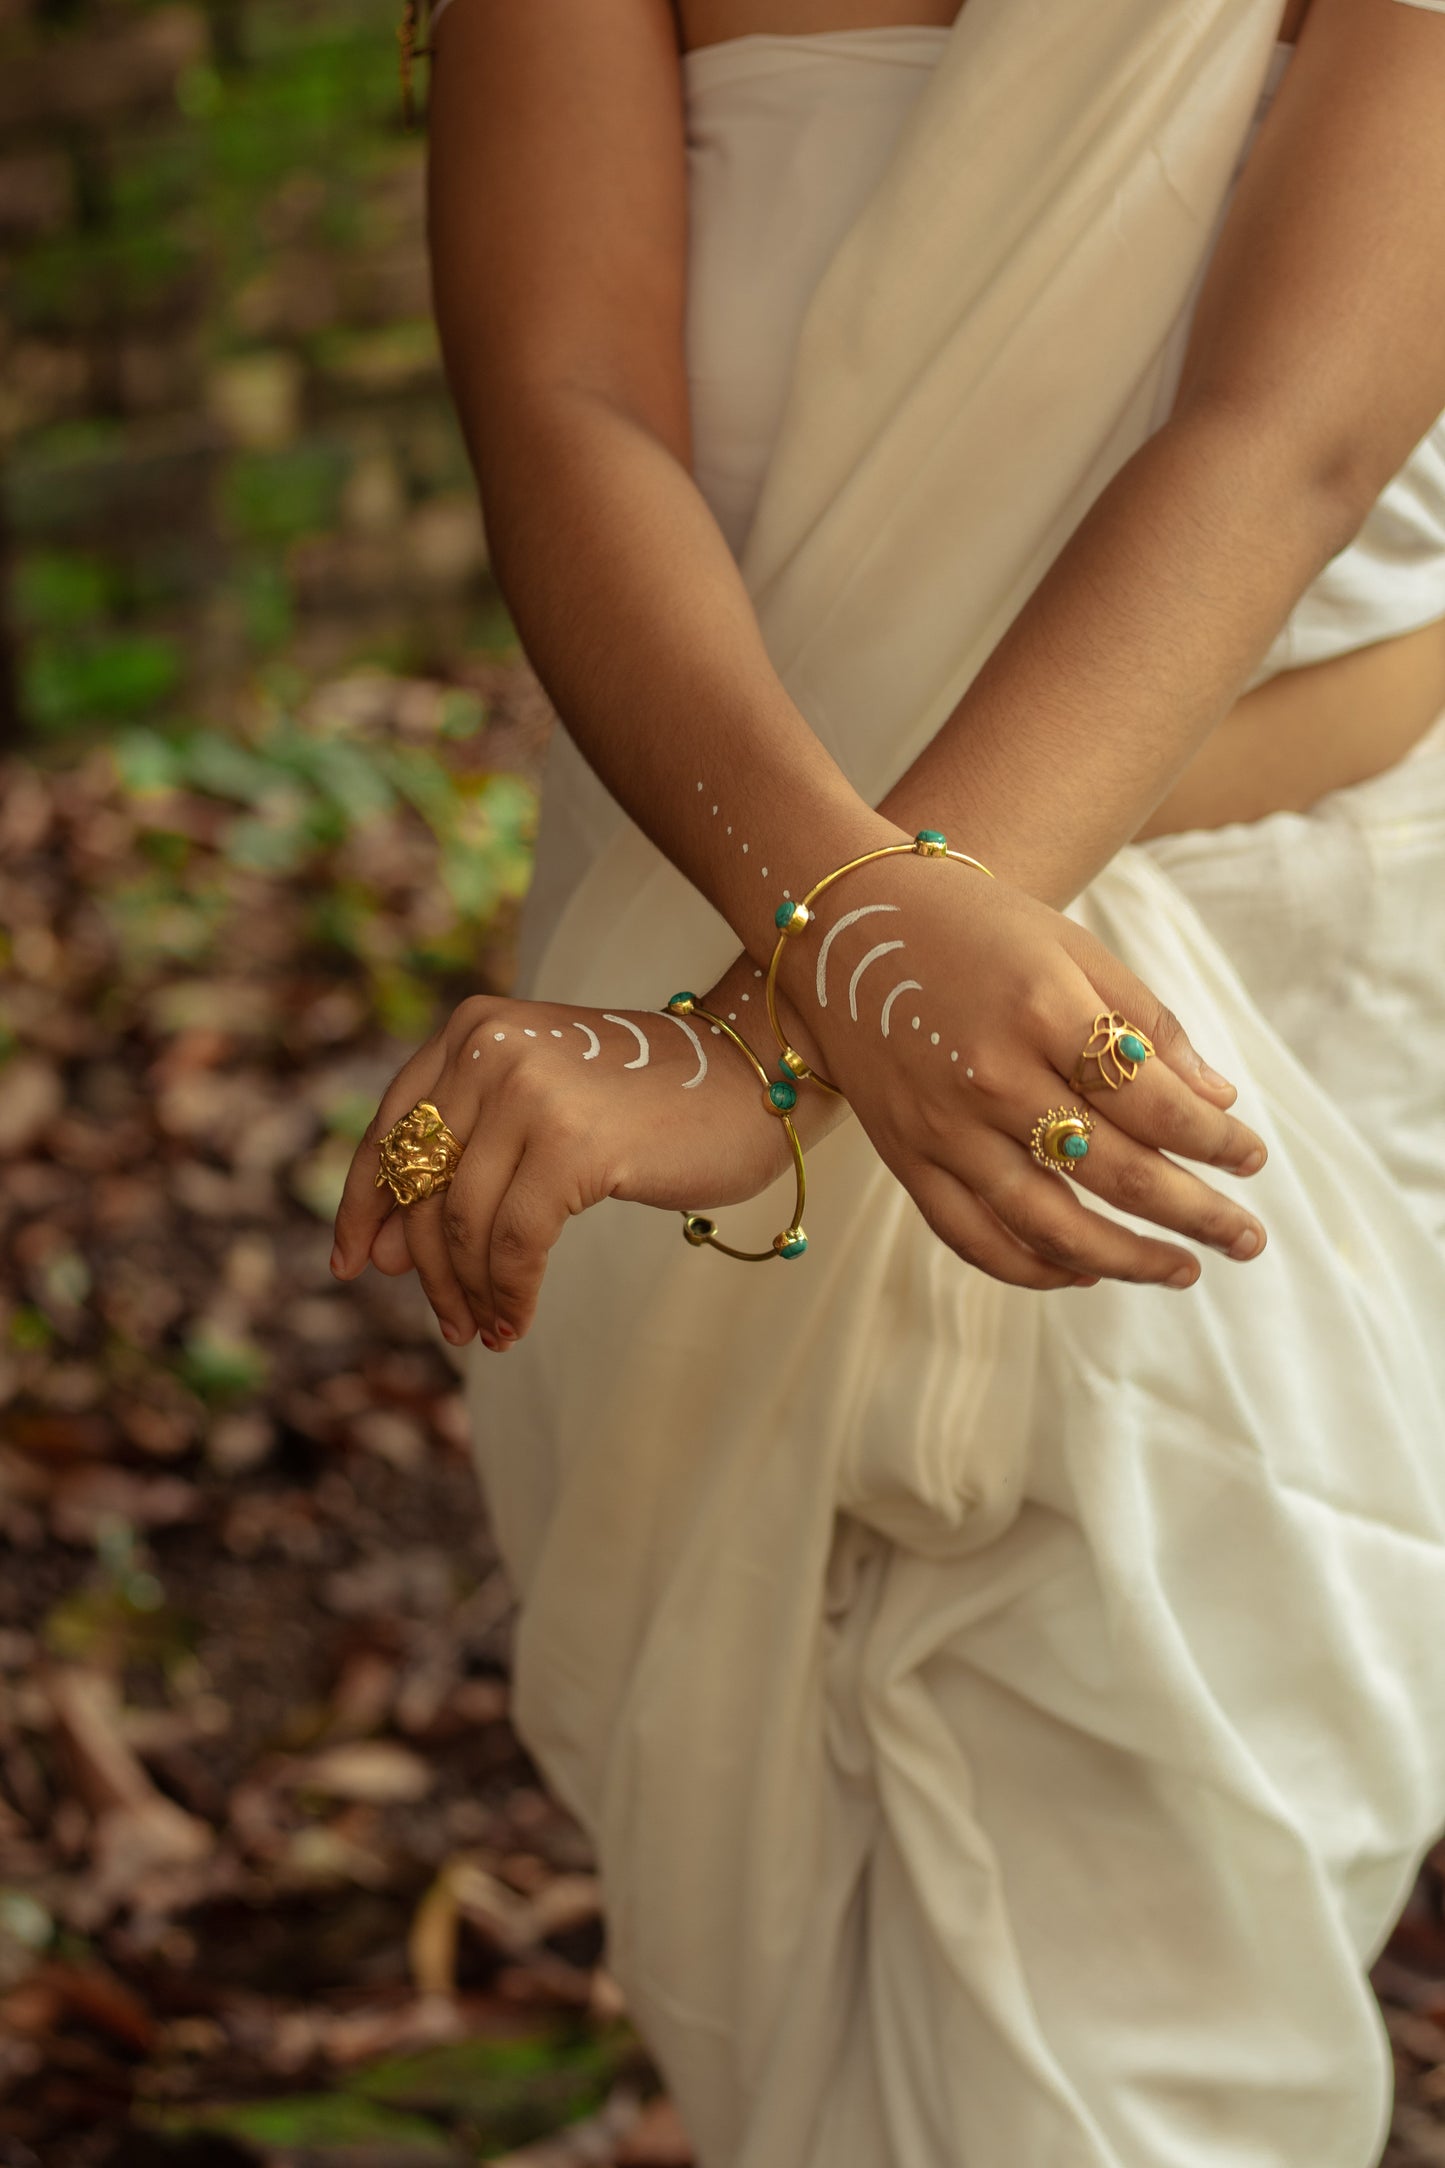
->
[1029,1104,1095,1179]
[1069,1011,1155,1095]
[374,1099,463,1206]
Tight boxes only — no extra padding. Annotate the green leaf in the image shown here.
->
[144,2092,458,2154]
[116,728,183,798]
[176,1330,269,1406]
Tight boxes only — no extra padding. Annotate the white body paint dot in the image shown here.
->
[726,824,732,834]
[711,1025,722,1035]
[740,992,749,1001]
[930,1032,940,1046]
[472,1048,480,1059]
[911,1016,921,1031]
[523,1028,537,1037]
[728,1011,737,1020]
[967,1067,975,1079]
[493,1031,506,1041]
[550,1029,563,1038]
[741,842,749,854]
[950,1050,959,1062]
[761,866,768,877]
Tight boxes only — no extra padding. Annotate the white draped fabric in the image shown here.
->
[464,3,1445,2160]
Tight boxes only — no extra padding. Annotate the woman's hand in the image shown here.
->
[773,843,1269,1292]
[329,990,813,1348]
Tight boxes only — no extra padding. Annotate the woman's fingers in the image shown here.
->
[1038,976,1267,1177]
[331,1035,443,1278]
[434,1131,522,1345]
[484,1143,579,1341]
[1064,1033,1266,1175]
[976,1134,1203,1287]
[1067,1117,1267,1261]
[402,1189,483,1347]
[370,1212,413,1276]
[1056,925,1244,1110]
[910,1166,1091,1292]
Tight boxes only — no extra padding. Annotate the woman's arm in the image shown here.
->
[426,0,897,970]
[859,0,1445,907]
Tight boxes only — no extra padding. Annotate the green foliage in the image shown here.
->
[24,631,183,733]
[108,699,535,1019]
[13,549,117,634]
[221,442,350,547]
[144,2093,459,2153]
[176,1326,271,1406]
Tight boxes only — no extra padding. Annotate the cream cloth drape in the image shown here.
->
[466,4,1445,2161]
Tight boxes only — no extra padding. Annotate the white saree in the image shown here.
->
[464,3,1445,2162]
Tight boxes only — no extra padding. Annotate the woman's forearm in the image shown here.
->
[875,403,1359,909]
[468,383,898,960]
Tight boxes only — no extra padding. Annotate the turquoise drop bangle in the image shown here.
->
[764,828,995,1097]
[665,993,809,1264]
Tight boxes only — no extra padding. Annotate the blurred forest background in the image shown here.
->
[0,1,1442,2163]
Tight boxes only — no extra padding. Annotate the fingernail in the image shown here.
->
[329,1245,345,1277]
[1200,1063,1235,1093]
[1073,1276,1101,1289]
[1232,1147,1266,1176]
[495,1320,516,1340]
[480,1332,499,1353]
[1229,1228,1261,1260]
[1166,1264,1197,1290]
[441,1321,463,1344]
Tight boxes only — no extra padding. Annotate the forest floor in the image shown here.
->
[2,667,1444,2167]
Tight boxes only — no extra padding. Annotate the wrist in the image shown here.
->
[738,799,909,973]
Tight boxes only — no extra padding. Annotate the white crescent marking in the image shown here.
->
[655,1008,708,1088]
[571,1022,600,1060]
[817,903,900,1009]
[880,979,924,1038]
[848,939,906,1022]
[603,1013,650,1069]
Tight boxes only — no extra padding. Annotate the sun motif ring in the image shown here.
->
[374,1099,463,1206]
[1029,1104,1095,1178]
[1070,1011,1155,1095]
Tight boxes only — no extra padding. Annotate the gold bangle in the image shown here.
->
[765,829,994,1096]
[664,993,809,1262]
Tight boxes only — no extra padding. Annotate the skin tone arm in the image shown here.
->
[424,0,897,966]
[334,0,1445,1342]
[868,0,1445,907]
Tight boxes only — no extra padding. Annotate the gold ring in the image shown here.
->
[1069,1011,1155,1095]
[374,1099,463,1206]
[1029,1104,1094,1178]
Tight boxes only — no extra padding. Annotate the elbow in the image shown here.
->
[1170,385,1385,566]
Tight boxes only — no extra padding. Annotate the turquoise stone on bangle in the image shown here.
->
[775,1230,808,1259]
[914,828,947,847]
[775,900,810,933]
[1061,1132,1090,1160]
[768,1079,798,1112]
[1118,1031,1149,1065]
[667,991,697,1013]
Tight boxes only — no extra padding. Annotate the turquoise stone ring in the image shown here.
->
[1030,1105,1095,1178]
[1070,1011,1156,1094]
